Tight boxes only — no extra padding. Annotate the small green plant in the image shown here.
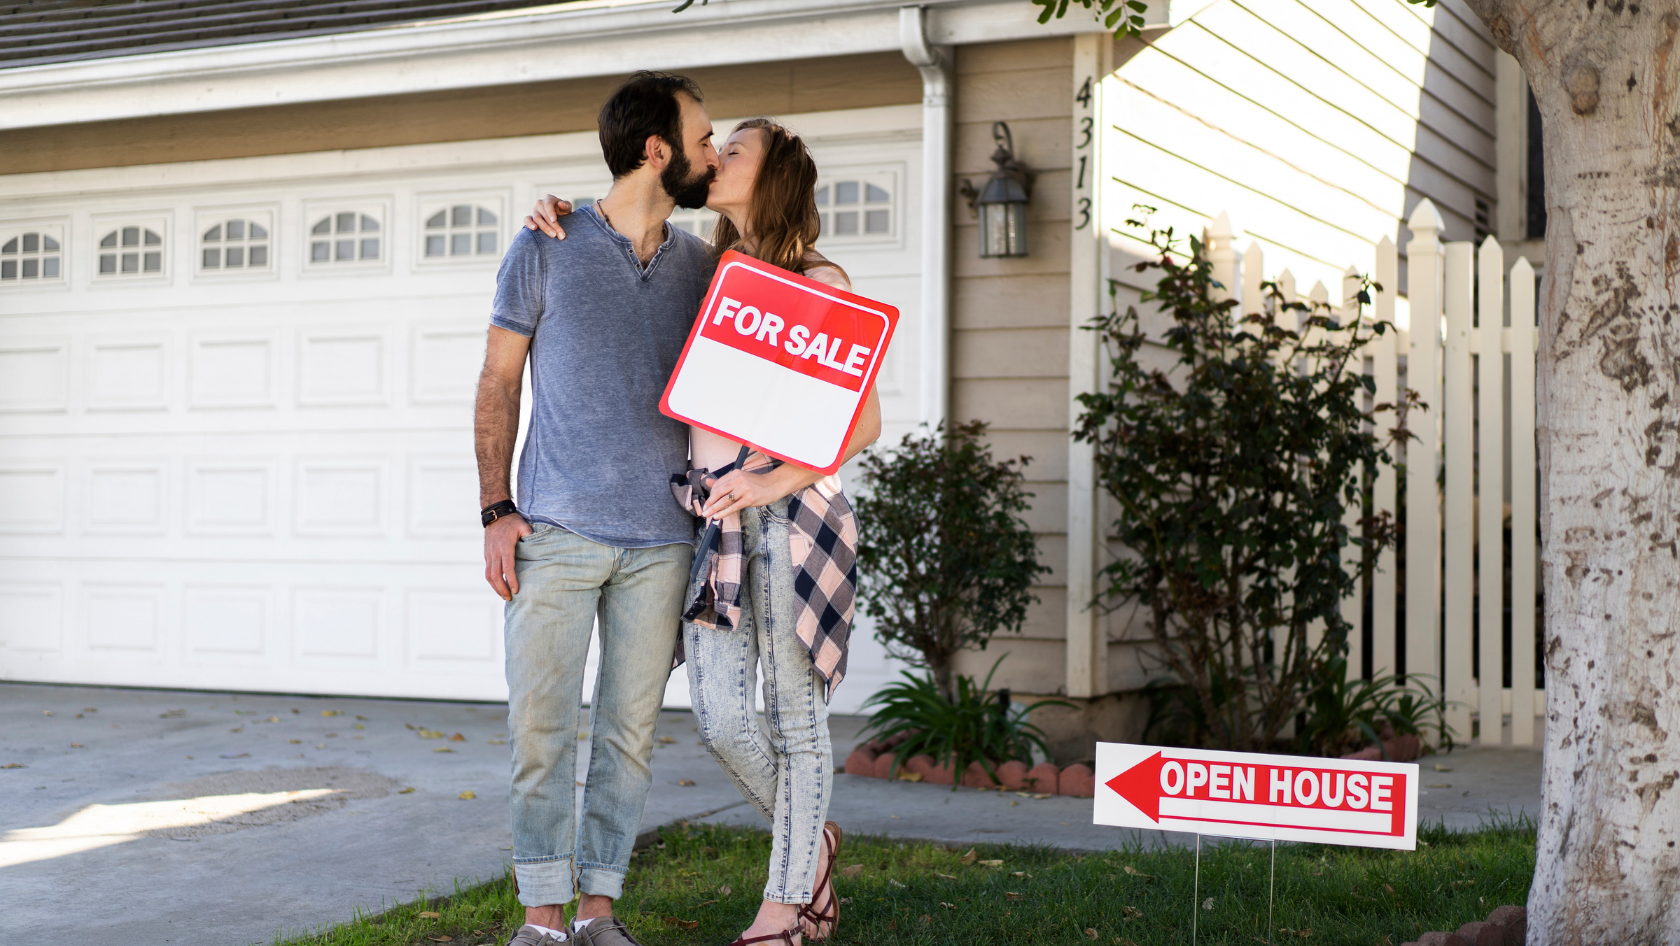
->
[853,420,1049,702]
[1295,658,1456,757]
[858,656,1070,790]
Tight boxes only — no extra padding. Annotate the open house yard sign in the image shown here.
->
[661,251,898,475]
[1094,743,1420,850]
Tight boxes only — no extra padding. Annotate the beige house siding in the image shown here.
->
[945,1,1500,722]
[1098,0,1499,698]
[947,37,1075,697]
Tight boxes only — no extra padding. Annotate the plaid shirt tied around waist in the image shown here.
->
[671,451,857,701]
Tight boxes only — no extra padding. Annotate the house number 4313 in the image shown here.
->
[1074,76,1093,230]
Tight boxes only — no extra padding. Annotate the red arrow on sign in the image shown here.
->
[1104,750,1165,821]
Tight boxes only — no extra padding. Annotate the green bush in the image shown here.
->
[1073,216,1417,752]
[853,420,1048,703]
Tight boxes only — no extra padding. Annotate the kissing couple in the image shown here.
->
[475,71,881,946]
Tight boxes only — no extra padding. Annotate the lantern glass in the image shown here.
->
[980,200,1028,258]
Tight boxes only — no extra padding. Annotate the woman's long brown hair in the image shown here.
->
[710,118,847,282]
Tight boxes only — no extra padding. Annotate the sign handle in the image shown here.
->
[1267,839,1276,946]
[687,444,754,586]
[1191,833,1200,946]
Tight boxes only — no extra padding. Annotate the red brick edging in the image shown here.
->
[843,739,1095,798]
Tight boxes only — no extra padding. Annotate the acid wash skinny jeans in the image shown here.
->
[505,522,691,908]
[684,498,833,905]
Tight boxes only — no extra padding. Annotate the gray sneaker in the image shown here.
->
[509,925,569,946]
[571,916,643,946]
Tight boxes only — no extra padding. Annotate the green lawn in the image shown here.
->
[279,818,1534,946]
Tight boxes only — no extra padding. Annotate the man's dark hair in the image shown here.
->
[599,71,704,179]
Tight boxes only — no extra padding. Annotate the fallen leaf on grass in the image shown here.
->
[399,787,416,794]
[979,859,1003,868]
[661,916,698,930]
[428,937,453,943]
[718,885,731,896]
[1010,871,1033,879]
[919,914,931,924]
[1086,928,1099,940]
[458,791,476,800]
[934,872,956,880]
[1382,883,1394,894]
[888,879,907,889]
[450,733,466,742]
[939,902,956,910]
[959,849,978,865]
[1004,892,1023,901]
[840,864,864,877]
[418,911,441,919]
[696,900,718,908]
[1122,866,1152,878]
[1202,897,1214,911]
[1121,906,1142,920]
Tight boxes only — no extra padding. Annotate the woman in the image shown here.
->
[531,118,879,946]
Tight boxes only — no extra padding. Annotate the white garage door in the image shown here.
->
[0,105,924,712]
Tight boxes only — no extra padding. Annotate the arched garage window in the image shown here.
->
[817,175,894,240]
[98,225,164,276]
[310,211,381,264]
[1,229,62,281]
[423,204,499,258]
[202,217,270,270]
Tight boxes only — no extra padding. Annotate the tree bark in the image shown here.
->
[1466,1,1680,940]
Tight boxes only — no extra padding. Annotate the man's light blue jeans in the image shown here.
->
[505,522,691,908]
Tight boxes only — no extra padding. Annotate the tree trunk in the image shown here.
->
[1467,1,1680,940]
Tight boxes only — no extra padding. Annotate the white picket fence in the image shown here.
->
[1203,199,1541,748]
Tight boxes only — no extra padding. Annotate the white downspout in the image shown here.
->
[899,5,951,428]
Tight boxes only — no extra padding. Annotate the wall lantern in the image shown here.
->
[960,121,1035,258]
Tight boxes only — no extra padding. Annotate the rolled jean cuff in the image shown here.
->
[513,857,575,908]
[578,862,628,900]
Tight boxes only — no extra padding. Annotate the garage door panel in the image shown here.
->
[87,338,170,411]
[0,340,69,412]
[190,334,278,409]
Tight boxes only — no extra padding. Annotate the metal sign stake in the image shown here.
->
[1191,833,1201,946]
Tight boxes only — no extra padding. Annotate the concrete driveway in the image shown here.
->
[1,682,1543,945]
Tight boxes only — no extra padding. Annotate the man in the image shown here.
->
[475,72,718,946]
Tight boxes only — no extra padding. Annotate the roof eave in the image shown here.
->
[0,0,1142,133]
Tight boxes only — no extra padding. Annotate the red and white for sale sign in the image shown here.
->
[1094,742,1419,850]
[661,251,898,474]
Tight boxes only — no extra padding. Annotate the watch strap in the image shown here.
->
[481,499,520,528]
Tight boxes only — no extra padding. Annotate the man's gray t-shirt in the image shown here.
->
[490,205,715,547]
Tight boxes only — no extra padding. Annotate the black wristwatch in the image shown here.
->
[481,499,520,528]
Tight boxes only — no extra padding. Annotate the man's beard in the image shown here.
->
[662,146,715,210]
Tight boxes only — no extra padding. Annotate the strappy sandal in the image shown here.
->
[726,929,800,946]
[798,821,843,941]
